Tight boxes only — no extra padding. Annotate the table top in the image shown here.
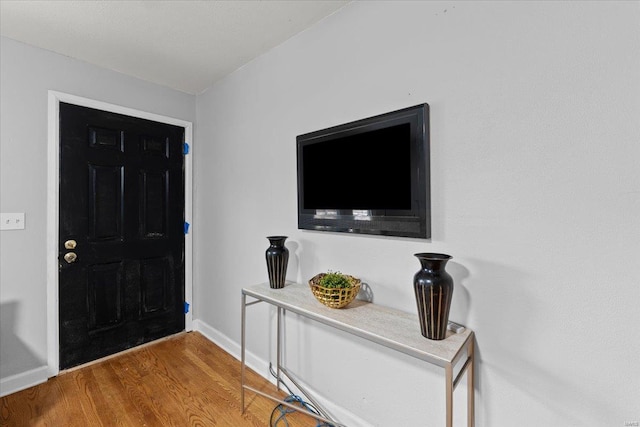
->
[243,282,473,368]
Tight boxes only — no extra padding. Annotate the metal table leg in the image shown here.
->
[468,338,475,427]
[276,306,282,391]
[241,292,246,413]
[446,363,453,427]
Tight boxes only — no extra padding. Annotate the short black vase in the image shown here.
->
[413,253,454,340]
[265,236,289,289]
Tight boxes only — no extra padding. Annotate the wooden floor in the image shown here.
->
[0,332,313,426]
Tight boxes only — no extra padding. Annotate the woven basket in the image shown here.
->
[309,273,361,309]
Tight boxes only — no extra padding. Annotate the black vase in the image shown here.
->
[265,236,289,289]
[413,253,454,340]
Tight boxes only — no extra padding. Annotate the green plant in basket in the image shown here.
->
[319,271,352,289]
[309,271,361,308]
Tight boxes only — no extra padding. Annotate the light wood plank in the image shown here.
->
[0,332,313,426]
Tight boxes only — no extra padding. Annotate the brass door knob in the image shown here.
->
[64,240,77,249]
[63,252,77,263]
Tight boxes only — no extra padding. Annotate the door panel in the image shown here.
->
[88,164,124,240]
[140,257,168,313]
[140,170,168,237]
[87,262,124,330]
[59,103,185,370]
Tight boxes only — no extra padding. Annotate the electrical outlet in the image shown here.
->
[1,213,26,230]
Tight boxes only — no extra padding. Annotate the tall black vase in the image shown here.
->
[265,236,289,289]
[413,253,454,340]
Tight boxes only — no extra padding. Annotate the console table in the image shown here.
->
[241,282,475,427]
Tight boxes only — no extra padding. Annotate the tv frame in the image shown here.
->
[296,104,430,239]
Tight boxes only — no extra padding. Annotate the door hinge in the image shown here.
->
[184,302,190,314]
[183,142,190,155]
[184,221,190,234]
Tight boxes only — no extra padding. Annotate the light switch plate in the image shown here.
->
[1,213,26,230]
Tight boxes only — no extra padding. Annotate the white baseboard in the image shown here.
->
[193,318,373,427]
[193,318,273,384]
[0,366,49,397]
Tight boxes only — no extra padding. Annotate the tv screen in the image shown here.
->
[297,104,430,238]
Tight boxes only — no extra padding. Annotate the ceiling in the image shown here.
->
[0,0,349,94]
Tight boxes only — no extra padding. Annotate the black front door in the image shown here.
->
[59,102,185,369]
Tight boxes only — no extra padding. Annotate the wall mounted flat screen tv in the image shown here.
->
[297,104,430,238]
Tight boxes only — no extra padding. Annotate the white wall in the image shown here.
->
[195,2,640,426]
[0,37,195,391]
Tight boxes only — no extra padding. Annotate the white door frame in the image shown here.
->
[46,91,193,377]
